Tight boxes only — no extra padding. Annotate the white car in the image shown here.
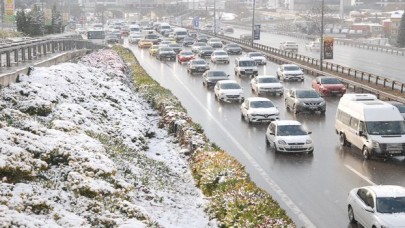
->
[211,50,230,64]
[240,97,279,123]
[246,52,267,65]
[265,120,314,153]
[279,41,299,52]
[214,80,245,103]
[191,42,208,53]
[129,33,142,44]
[347,185,405,228]
[305,41,321,52]
[276,64,304,81]
[250,76,284,96]
[207,38,223,48]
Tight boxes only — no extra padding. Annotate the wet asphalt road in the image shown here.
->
[125,41,405,228]
[230,28,405,83]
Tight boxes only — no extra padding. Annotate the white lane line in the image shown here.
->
[163,65,315,227]
[345,164,376,186]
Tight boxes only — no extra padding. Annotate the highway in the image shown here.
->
[125,40,405,227]
[229,28,405,83]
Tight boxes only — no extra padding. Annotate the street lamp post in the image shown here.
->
[251,0,256,47]
[320,0,324,71]
[214,0,216,35]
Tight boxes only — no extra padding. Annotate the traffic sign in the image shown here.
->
[193,17,199,29]
[254,24,261,40]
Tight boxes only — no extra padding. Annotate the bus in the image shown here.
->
[86,29,106,45]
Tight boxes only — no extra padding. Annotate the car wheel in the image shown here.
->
[363,147,371,160]
[277,73,280,79]
[265,136,270,146]
[241,113,244,120]
[279,93,283,97]
[301,78,304,82]
[339,133,349,147]
[246,115,251,123]
[320,110,326,115]
[273,143,280,153]
[348,206,356,224]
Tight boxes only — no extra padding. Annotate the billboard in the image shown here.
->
[4,0,15,23]
[193,16,199,29]
[323,37,334,59]
[254,24,261,40]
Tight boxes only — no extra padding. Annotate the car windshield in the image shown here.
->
[390,103,405,113]
[249,53,262,57]
[250,101,274,108]
[221,83,241,89]
[366,121,405,135]
[200,46,213,50]
[208,71,226,77]
[215,52,227,55]
[277,125,307,136]
[258,77,278,83]
[195,43,206,46]
[284,66,300,71]
[193,60,206,65]
[210,38,220,42]
[169,44,181,48]
[181,52,193,56]
[296,90,320,98]
[228,44,240,48]
[376,197,405,213]
[239,61,256,67]
[159,48,173,52]
[321,77,341,84]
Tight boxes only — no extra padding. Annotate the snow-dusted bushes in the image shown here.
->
[115,46,295,227]
[0,49,214,227]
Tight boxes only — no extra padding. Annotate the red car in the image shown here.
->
[312,76,346,96]
[177,50,195,64]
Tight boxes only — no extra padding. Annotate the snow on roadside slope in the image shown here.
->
[0,49,216,227]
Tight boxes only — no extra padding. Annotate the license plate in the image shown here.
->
[389,150,402,154]
[291,146,302,149]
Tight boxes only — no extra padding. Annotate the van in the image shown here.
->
[335,94,405,159]
[234,57,258,78]
[173,28,188,41]
[157,23,171,34]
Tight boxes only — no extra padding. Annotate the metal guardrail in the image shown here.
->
[334,39,405,56]
[202,31,405,103]
[0,38,104,68]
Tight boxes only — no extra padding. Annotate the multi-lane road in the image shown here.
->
[126,40,405,227]
[229,28,405,83]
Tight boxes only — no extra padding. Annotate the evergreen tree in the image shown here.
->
[51,5,63,34]
[28,5,45,36]
[397,13,405,48]
[16,10,29,35]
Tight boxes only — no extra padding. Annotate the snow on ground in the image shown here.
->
[0,50,217,227]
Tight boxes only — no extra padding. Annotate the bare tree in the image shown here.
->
[297,3,340,36]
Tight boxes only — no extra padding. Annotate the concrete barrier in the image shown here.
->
[0,49,88,87]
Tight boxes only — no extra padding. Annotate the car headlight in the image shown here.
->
[277,140,287,145]
[306,139,312,144]
[320,101,326,105]
[220,92,226,95]
[372,141,380,148]
[191,67,196,69]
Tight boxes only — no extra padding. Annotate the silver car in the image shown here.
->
[284,89,326,115]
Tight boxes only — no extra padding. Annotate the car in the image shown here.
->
[224,43,243,55]
[214,80,245,103]
[234,57,258,78]
[347,185,405,228]
[240,34,252,41]
[188,30,198,38]
[210,50,230,64]
[144,34,160,44]
[207,38,223,48]
[160,40,172,46]
[196,34,209,43]
[246,52,267,65]
[167,43,183,54]
[191,42,208,53]
[279,41,299,52]
[105,34,121,44]
[197,46,214,58]
[129,33,142,44]
[265,120,314,153]
[182,37,195,46]
[156,47,176,61]
[276,64,304,81]
[149,45,163,56]
[285,89,326,115]
[224,27,234,33]
[177,50,195,64]
[138,39,153,48]
[311,76,346,96]
[250,76,284,96]
[187,59,210,74]
[202,70,229,87]
[386,101,405,119]
[305,41,321,52]
[240,97,279,124]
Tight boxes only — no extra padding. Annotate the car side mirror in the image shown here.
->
[307,131,312,135]
[358,131,363,136]
[269,132,275,135]
[227,75,230,77]
[364,206,374,213]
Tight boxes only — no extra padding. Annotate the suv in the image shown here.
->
[214,80,244,103]
[265,120,314,154]
[276,64,304,81]
[234,57,258,78]
[187,59,210,74]
[284,89,326,115]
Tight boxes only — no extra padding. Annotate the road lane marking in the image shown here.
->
[139,55,316,227]
[344,165,376,186]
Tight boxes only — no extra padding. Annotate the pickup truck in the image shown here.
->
[280,41,299,52]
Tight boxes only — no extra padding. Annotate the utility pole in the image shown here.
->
[214,0,216,35]
[251,0,255,47]
[320,0,324,71]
